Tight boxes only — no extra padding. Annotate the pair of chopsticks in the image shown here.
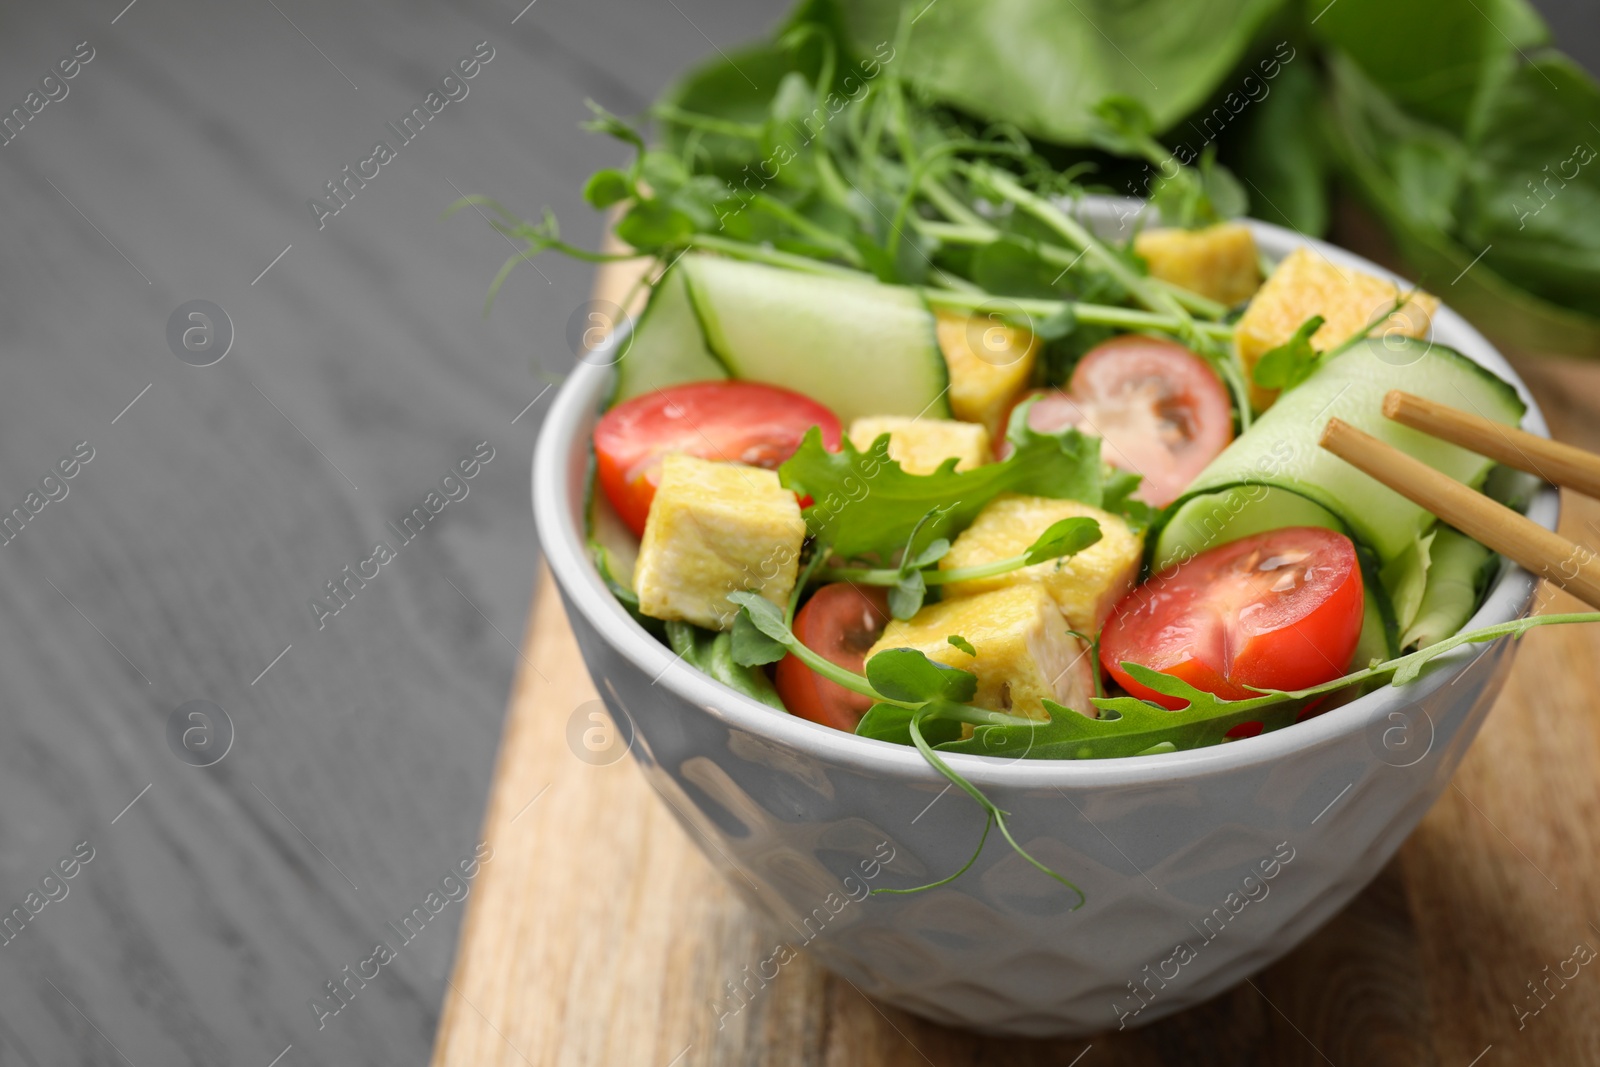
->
[1320,391,1600,609]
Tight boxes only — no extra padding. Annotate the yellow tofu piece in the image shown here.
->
[1237,246,1440,411]
[1134,222,1263,307]
[867,585,1095,720]
[848,416,990,474]
[634,453,805,631]
[939,494,1143,633]
[935,310,1038,437]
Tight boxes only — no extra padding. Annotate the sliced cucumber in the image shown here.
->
[608,264,727,407]
[681,254,950,424]
[1353,548,1401,668]
[1154,336,1525,570]
[1402,527,1496,650]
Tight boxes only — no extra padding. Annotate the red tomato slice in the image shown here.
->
[593,381,842,536]
[1099,527,1364,710]
[1014,335,1233,507]
[774,583,890,731]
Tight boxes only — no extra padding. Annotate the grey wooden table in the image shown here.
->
[0,2,1593,1066]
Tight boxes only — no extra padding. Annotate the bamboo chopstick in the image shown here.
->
[1319,417,1600,610]
[1384,390,1600,499]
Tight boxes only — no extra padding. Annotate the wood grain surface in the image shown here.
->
[432,259,1600,1066]
[0,2,777,1065]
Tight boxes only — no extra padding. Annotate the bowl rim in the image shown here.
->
[532,199,1560,789]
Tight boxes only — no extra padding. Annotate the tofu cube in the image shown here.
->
[866,585,1095,720]
[634,453,805,631]
[848,415,990,475]
[1236,246,1440,410]
[939,494,1143,633]
[935,310,1038,437]
[1134,222,1262,308]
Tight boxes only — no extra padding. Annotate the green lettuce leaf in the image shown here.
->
[834,0,1287,145]
[1325,50,1600,356]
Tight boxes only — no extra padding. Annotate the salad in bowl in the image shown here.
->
[568,226,1554,886]
[479,16,1594,1031]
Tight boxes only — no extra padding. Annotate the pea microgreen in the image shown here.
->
[1251,314,1325,391]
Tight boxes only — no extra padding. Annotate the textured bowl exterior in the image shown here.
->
[533,204,1559,1037]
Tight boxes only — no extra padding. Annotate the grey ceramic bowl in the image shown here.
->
[532,203,1558,1037]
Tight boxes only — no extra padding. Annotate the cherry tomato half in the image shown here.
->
[774,583,890,732]
[1014,335,1233,507]
[1099,527,1364,710]
[594,381,842,536]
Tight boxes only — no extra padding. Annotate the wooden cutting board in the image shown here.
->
[432,260,1600,1067]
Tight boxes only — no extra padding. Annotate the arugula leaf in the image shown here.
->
[864,648,978,704]
[942,611,1600,760]
[1251,314,1325,390]
[780,409,1113,560]
[1102,468,1156,534]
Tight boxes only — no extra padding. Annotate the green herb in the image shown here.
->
[881,507,953,619]
[727,591,1084,900]
[943,611,1600,760]
[865,647,977,703]
[1251,314,1325,391]
[664,620,787,710]
[781,408,1120,561]
[832,0,1285,145]
[947,635,976,656]
[816,516,1103,595]
[1320,28,1600,355]
[1091,96,1246,230]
